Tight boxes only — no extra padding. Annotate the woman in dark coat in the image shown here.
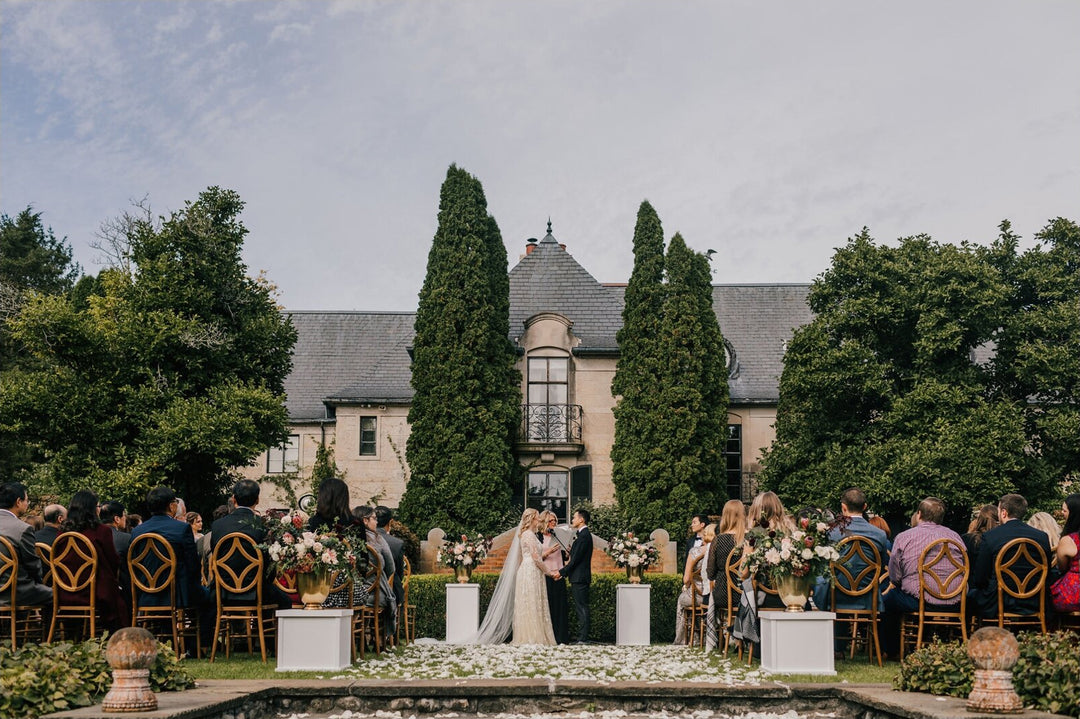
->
[58,490,130,633]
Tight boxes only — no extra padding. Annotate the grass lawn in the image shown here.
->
[184,644,901,685]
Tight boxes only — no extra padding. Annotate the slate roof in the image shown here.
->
[282,232,814,420]
[283,311,416,420]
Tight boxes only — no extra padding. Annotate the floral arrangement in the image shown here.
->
[743,511,840,581]
[437,533,493,569]
[605,531,660,569]
[261,511,364,579]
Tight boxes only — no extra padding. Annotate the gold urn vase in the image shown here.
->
[626,565,643,584]
[454,565,473,583]
[775,574,812,612]
[297,570,332,609]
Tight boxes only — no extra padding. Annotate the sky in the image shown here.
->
[2,0,1078,311]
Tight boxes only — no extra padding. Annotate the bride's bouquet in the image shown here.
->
[605,531,660,569]
[437,533,493,569]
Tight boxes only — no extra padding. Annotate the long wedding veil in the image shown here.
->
[450,530,520,644]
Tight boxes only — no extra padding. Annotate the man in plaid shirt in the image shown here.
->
[881,497,966,657]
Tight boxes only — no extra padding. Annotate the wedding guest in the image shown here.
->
[375,505,406,618]
[699,523,716,647]
[35,504,67,546]
[98,500,131,599]
[866,512,892,540]
[747,491,794,533]
[1050,494,1079,613]
[813,488,890,619]
[685,514,709,564]
[707,499,747,650]
[172,497,187,521]
[127,513,143,531]
[0,482,52,607]
[209,479,291,609]
[57,490,130,633]
[962,504,1000,561]
[185,512,204,543]
[1027,512,1061,552]
[197,504,230,559]
[539,509,570,644]
[26,513,44,533]
[308,478,360,533]
[881,497,965,657]
[353,505,396,639]
[970,494,1052,620]
[674,521,709,644]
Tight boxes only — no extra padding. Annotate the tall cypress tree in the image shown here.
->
[398,166,520,537]
[611,201,666,531]
[619,233,729,539]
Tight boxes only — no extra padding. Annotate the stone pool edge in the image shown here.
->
[43,679,1073,719]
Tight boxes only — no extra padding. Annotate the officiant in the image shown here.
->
[539,509,571,644]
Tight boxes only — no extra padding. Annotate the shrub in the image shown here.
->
[409,572,681,643]
[390,518,421,568]
[0,636,194,719]
[894,632,1080,714]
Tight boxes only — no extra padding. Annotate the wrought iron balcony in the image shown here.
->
[519,404,583,445]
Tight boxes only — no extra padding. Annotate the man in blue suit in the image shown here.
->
[130,485,212,646]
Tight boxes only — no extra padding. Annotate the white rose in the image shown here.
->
[765,548,781,565]
[817,522,829,533]
[462,555,473,566]
[628,555,641,567]
[779,549,791,561]
[313,542,324,553]
[801,548,813,560]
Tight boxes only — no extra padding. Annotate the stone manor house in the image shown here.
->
[240,227,813,523]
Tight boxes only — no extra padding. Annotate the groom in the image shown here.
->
[563,507,593,643]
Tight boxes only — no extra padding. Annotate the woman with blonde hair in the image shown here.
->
[674,518,710,644]
[1027,512,1061,552]
[538,509,570,643]
[747,491,794,532]
[707,499,747,650]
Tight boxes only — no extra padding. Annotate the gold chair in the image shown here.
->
[992,537,1049,634]
[829,536,883,665]
[400,556,415,645]
[682,553,708,647]
[722,548,744,656]
[35,543,53,587]
[209,532,277,662]
[0,536,48,649]
[899,537,969,659]
[273,571,303,608]
[47,531,100,642]
[353,545,384,659]
[129,532,201,658]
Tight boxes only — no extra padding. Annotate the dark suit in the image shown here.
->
[970,519,1053,617]
[563,525,593,642]
[34,525,62,547]
[209,508,290,609]
[110,526,132,599]
[377,528,405,609]
[130,515,204,609]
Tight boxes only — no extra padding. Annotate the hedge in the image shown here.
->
[894,632,1079,715]
[410,572,684,643]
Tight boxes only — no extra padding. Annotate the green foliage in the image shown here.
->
[0,188,296,512]
[408,572,680,643]
[309,440,343,496]
[0,636,193,718]
[389,518,421,568]
[572,501,624,543]
[615,232,729,539]
[893,637,974,697]
[0,206,79,297]
[1011,631,1080,715]
[400,166,521,537]
[895,632,1079,715]
[762,226,1070,527]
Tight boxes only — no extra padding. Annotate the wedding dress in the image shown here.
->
[512,531,557,645]
[449,530,555,645]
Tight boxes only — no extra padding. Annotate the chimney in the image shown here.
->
[524,238,538,257]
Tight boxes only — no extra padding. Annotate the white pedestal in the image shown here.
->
[446,583,480,643]
[276,608,353,671]
[760,610,836,675]
[616,583,651,645]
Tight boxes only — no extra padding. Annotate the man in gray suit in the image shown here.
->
[0,482,52,607]
[375,506,405,616]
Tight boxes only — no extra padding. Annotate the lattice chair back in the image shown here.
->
[35,543,53,587]
[830,535,882,604]
[918,538,969,604]
[994,536,1049,632]
[211,533,265,599]
[47,531,100,642]
[128,533,178,608]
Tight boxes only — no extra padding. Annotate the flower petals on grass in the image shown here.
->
[342,644,765,685]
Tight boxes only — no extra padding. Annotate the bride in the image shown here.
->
[454,508,559,645]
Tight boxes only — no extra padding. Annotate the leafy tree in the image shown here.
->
[761,228,1061,528]
[611,201,666,531]
[614,230,729,538]
[0,188,296,511]
[398,165,521,537]
[309,439,343,496]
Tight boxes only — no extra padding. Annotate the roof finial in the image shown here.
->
[547,217,553,234]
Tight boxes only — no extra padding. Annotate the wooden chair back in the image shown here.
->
[400,555,415,644]
[210,532,264,598]
[684,552,708,646]
[994,537,1048,632]
[0,537,18,608]
[830,535,882,605]
[128,533,178,608]
[918,538,968,604]
[48,531,100,642]
[35,543,53,587]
